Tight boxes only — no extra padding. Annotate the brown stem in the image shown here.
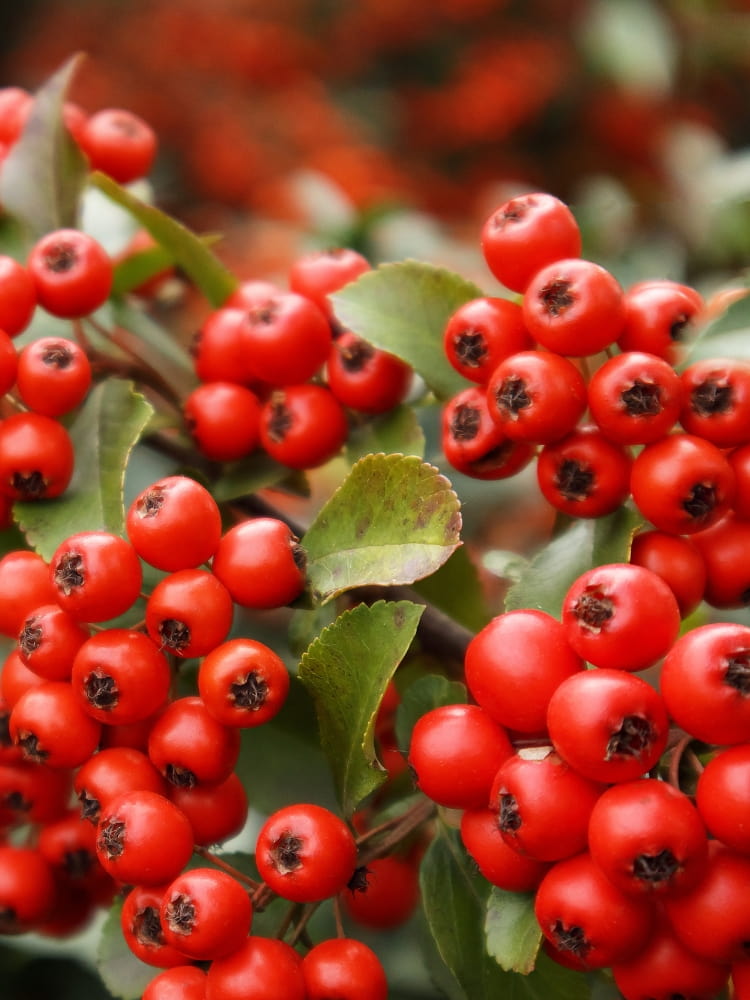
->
[194,847,261,891]
[354,797,435,868]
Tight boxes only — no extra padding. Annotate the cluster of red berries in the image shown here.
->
[408,557,750,998]
[0,84,157,185]
[185,248,413,470]
[0,472,400,997]
[440,191,750,612]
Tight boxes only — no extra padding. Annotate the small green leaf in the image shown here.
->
[682,290,750,366]
[503,506,643,619]
[14,379,154,558]
[395,673,467,753]
[90,171,238,307]
[412,545,490,632]
[0,54,89,239]
[302,453,462,604]
[485,888,542,974]
[298,600,424,815]
[331,260,482,400]
[212,454,309,503]
[111,243,175,296]
[97,898,158,1000]
[346,404,425,463]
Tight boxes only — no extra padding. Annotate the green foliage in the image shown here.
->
[331,260,482,401]
[14,379,154,558]
[683,290,750,366]
[299,600,424,815]
[302,453,462,604]
[0,54,88,241]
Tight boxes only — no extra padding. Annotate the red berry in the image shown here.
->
[0,411,75,501]
[211,517,306,610]
[27,228,113,318]
[259,384,348,469]
[79,107,157,184]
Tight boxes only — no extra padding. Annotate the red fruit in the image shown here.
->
[210,517,306,610]
[289,246,370,319]
[79,107,157,184]
[147,696,240,789]
[49,531,143,623]
[145,569,234,659]
[302,937,388,1000]
[342,856,419,929]
[326,331,412,414]
[27,228,113,318]
[184,381,262,462]
[205,936,306,1000]
[259,384,348,469]
[15,336,92,417]
[0,411,75,501]
[0,255,37,336]
[443,296,533,384]
[197,638,290,728]
[143,967,208,1000]
[160,867,252,960]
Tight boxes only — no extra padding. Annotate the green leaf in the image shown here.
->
[485,888,542,974]
[302,453,462,604]
[14,379,154,558]
[212,453,309,503]
[0,54,88,239]
[90,171,238,307]
[682,289,750,366]
[395,672,467,753]
[298,600,424,815]
[111,243,176,296]
[503,506,644,619]
[96,898,158,1000]
[331,260,482,400]
[345,404,425,463]
[412,545,490,632]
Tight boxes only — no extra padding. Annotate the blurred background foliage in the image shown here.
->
[2,1,750,996]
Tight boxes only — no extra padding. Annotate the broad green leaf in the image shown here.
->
[330,260,482,400]
[212,454,309,503]
[346,404,425,464]
[503,505,643,619]
[298,600,424,815]
[682,289,750,366]
[395,672,467,753]
[111,242,176,296]
[96,898,158,1000]
[14,379,154,558]
[412,545,490,633]
[90,171,238,307]
[485,888,542,974]
[302,453,462,604]
[0,54,88,239]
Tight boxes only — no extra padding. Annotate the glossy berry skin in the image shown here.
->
[408,702,513,809]
[75,746,167,826]
[443,296,533,384]
[27,228,113,318]
[239,291,332,386]
[617,279,704,365]
[0,411,75,501]
[691,512,750,608]
[664,841,750,965]
[145,569,234,659]
[79,107,158,183]
[160,867,252,961]
[587,779,708,898]
[561,563,681,672]
[0,254,37,336]
[459,807,549,892]
[288,246,370,319]
[696,744,750,854]
[441,385,535,481]
[587,350,683,445]
[0,550,57,637]
[142,966,208,1000]
[302,937,388,1000]
[9,680,101,769]
[17,603,90,681]
[71,629,172,726]
[534,851,654,969]
[486,350,588,444]
[15,336,92,417]
[464,609,583,734]
[480,192,582,294]
[167,772,248,847]
[0,845,56,933]
[728,442,750,519]
[147,696,240,789]
[630,432,735,535]
[126,475,222,572]
[326,331,412,414]
[192,307,255,385]
[660,622,750,745]
[259,384,348,469]
[255,803,357,903]
[490,751,604,862]
[536,425,632,519]
[120,882,189,969]
[183,382,262,462]
[49,531,143,623]
[546,669,670,784]
[629,529,706,618]
[0,330,18,397]
[521,258,625,357]
[198,638,290,727]
[211,517,306,610]
[95,790,194,886]
[612,920,730,1000]
[342,856,419,930]
[679,357,750,448]
[205,936,306,1000]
